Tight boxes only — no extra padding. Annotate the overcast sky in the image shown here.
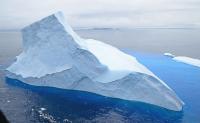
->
[1,0,200,30]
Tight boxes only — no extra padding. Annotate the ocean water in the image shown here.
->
[0,29,200,123]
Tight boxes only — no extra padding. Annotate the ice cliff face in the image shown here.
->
[6,12,184,111]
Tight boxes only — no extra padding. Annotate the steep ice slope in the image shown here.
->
[7,12,106,79]
[6,12,184,111]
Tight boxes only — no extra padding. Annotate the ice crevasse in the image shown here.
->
[6,12,184,111]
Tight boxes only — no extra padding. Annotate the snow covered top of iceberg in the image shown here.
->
[173,56,200,68]
[85,39,159,83]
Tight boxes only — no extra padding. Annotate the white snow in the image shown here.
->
[164,53,175,58]
[173,56,200,68]
[85,39,158,83]
[6,11,184,111]
[40,107,47,111]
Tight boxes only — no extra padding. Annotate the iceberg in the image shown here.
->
[173,56,200,68]
[164,53,175,58]
[6,12,184,111]
[163,52,200,68]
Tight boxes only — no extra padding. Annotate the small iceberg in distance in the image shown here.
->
[164,53,175,58]
[163,52,200,68]
[173,56,200,68]
[6,12,184,111]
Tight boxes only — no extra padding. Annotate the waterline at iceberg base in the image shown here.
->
[6,12,184,111]
[5,77,183,123]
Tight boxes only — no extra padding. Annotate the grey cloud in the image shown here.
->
[0,0,200,30]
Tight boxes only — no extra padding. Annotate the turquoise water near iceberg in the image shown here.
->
[0,50,200,123]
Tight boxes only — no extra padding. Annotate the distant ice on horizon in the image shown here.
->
[164,53,175,58]
[164,52,200,68]
[173,56,200,68]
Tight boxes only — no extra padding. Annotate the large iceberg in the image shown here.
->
[6,12,184,111]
